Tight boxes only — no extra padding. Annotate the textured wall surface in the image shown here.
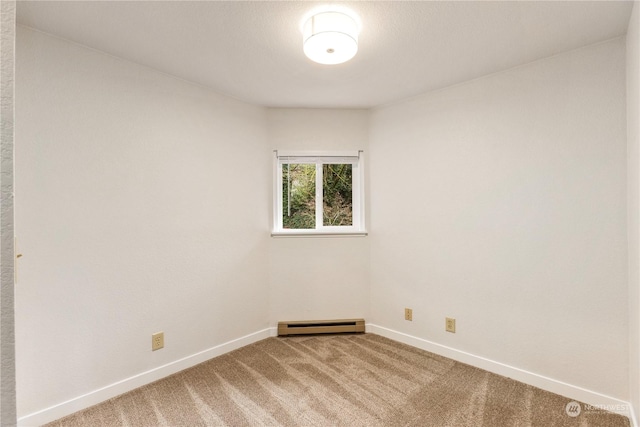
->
[370,38,628,400]
[627,2,640,423]
[0,2,16,426]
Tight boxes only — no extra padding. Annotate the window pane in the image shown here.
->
[282,164,316,229]
[323,164,353,226]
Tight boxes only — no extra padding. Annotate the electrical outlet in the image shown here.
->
[445,317,456,333]
[405,308,413,321]
[152,332,164,351]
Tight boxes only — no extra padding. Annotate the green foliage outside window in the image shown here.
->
[282,164,316,229]
[282,163,353,229]
[323,164,353,226]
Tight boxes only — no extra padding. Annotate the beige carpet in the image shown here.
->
[45,334,629,426]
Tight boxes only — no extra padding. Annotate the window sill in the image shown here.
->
[271,230,368,238]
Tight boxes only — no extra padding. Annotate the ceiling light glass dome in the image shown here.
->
[303,11,359,65]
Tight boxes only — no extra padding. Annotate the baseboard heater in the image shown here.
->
[277,319,365,336]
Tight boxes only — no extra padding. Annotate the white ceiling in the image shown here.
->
[17,1,634,108]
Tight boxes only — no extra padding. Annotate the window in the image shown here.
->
[272,151,366,236]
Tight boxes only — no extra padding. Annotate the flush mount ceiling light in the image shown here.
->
[303,11,359,65]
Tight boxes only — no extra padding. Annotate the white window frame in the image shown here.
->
[272,150,367,237]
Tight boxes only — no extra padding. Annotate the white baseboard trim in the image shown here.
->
[19,325,635,426]
[366,323,634,421]
[18,328,275,427]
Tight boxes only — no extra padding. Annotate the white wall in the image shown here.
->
[0,2,17,425]
[267,109,370,323]
[628,1,640,423]
[15,26,271,420]
[370,38,628,400]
